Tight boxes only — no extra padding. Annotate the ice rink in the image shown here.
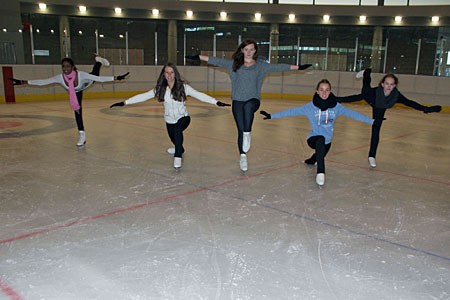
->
[1,97,449,300]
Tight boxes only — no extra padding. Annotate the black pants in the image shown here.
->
[166,116,191,158]
[361,70,387,158]
[74,62,102,131]
[369,107,386,158]
[232,98,260,154]
[307,136,332,174]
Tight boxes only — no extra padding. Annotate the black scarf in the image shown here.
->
[375,86,399,109]
[313,92,338,111]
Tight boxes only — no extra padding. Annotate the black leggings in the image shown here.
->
[73,62,102,131]
[362,71,387,158]
[232,98,260,154]
[166,116,191,158]
[307,136,332,174]
[369,107,386,158]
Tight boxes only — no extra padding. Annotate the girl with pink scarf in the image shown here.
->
[10,56,129,146]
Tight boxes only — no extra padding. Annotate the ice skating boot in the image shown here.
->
[243,132,251,153]
[174,157,182,169]
[77,131,86,147]
[316,173,325,187]
[240,154,248,172]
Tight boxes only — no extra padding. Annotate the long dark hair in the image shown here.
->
[154,63,186,102]
[61,57,77,70]
[232,39,258,72]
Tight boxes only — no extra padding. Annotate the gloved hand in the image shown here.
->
[260,110,271,120]
[114,72,130,81]
[298,64,312,70]
[423,105,442,114]
[216,101,230,107]
[373,118,386,127]
[9,78,25,85]
[185,54,200,61]
[110,101,125,108]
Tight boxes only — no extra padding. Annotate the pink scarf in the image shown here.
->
[63,70,80,112]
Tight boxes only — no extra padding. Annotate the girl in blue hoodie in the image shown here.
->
[260,79,381,186]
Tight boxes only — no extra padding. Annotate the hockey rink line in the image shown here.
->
[0,278,23,300]
[1,157,448,264]
[0,161,299,246]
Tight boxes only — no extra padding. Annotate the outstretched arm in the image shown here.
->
[184,84,230,107]
[26,75,62,86]
[397,92,442,113]
[110,89,156,108]
[9,78,28,85]
[339,105,373,125]
[336,93,365,103]
[291,64,313,71]
[266,105,307,119]
[184,54,208,62]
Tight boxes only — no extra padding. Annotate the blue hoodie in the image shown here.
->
[271,93,374,144]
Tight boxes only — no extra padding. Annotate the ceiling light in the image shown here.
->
[255,12,261,20]
[220,11,227,18]
[79,6,87,13]
[186,10,193,17]
[432,16,439,23]
[395,16,402,23]
[289,14,295,21]
[323,15,330,22]
[359,15,366,21]
[38,3,47,10]
[115,7,122,14]
[152,9,159,16]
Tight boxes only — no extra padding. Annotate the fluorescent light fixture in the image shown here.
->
[152,9,159,16]
[289,14,295,21]
[323,15,330,22]
[255,12,261,20]
[220,11,227,18]
[395,16,402,23]
[38,3,47,10]
[186,10,193,17]
[432,16,439,23]
[115,7,122,14]
[99,34,104,38]
[359,15,367,21]
[79,6,87,13]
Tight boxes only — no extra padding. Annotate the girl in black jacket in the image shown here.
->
[339,69,441,168]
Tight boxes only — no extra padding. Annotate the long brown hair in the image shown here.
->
[232,39,258,72]
[154,63,186,102]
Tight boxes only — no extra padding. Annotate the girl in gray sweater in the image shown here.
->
[192,39,311,172]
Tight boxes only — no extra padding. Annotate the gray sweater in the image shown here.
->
[208,56,292,102]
